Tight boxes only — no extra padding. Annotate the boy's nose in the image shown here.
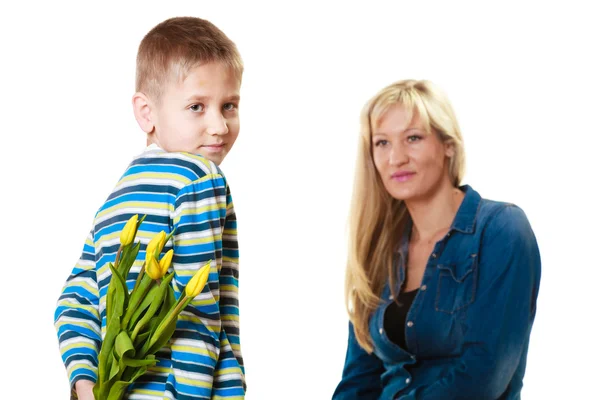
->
[206,112,229,136]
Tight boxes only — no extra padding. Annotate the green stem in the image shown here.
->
[114,244,123,269]
[105,245,124,321]
[121,274,152,329]
[130,321,143,343]
[132,261,147,293]
[165,230,175,246]
[129,278,161,342]
[146,294,191,351]
[120,366,134,388]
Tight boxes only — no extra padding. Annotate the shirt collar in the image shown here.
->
[145,143,161,151]
[396,184,481,253]
[450,185,481,234]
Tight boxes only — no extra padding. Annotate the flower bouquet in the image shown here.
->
[90,214,211,400]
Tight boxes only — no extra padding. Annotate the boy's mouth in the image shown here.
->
[202,143,226,152]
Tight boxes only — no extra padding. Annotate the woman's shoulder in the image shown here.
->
[477,197,534,240]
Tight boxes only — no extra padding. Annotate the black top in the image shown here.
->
[383,288,419,350]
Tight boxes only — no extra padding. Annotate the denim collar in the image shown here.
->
[395,184,481,254]
[389,185,482,295]
[450,185,481,234]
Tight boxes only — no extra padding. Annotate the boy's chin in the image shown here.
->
[198,151,226,165]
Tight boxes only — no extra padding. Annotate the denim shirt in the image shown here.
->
[333,185,541,400]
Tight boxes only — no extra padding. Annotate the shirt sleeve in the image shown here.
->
[169,172,244,399]
[212,184,246,397]
[332,321,385,400]
[54,229,101,387]
[413,205,542,400]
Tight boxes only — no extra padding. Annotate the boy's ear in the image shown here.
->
[132,92,155,134]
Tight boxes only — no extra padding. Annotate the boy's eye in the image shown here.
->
[189,104,204,112]
[374,139,389,147]
[223,103,237,112]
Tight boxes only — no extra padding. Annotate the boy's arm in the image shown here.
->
[74,380,95,400]
[54,229,101,390]
[218,185,245,380]
[170,173,244,398]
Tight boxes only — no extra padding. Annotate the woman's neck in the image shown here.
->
[405,182,464,244]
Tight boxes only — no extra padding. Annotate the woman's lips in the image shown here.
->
[391,171,415,182]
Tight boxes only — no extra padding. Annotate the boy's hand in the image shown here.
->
[75,380,95,400]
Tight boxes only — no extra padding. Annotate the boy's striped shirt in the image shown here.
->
[55,145,245,399]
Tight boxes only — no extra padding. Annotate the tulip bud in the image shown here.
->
[159,249,173,276]
[185,261,211,298]
[145,231,167,263]
[120,215,138,246]
[145,257,162,280]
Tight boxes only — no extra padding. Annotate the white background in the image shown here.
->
[1,1,598,398]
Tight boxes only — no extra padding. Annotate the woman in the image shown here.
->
[332,80,541,399]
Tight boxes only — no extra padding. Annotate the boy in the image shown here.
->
[54,17,245,399]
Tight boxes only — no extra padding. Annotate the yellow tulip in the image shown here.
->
[145,256,162,280]
[146,231,167,263]
[159,249,174,275]
[120,215,138,246]
[185,261,211,298]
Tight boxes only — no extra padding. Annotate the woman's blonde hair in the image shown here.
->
[345,79,466,352]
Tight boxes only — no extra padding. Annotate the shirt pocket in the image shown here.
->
[435,254,477,314]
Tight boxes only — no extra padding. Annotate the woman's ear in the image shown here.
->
[132,92,155,134]
[444,141,455,158]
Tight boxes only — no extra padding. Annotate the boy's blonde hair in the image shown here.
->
[346,80,465,352]
[135,16,243,102]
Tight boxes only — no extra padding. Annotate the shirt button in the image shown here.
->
[405,378,411,384]
[389,294,394,300]
[411,355,416,360]
[421,285,427,291]
[379,328,383,335]
[407,321,414,328]
[431,253,437,258]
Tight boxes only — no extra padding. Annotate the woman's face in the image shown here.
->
[372,104,454,202]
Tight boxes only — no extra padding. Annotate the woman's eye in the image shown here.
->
[189,104,204,112]
[374,140,389,147]
[407,135,422,143]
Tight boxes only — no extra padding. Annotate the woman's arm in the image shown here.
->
[332,322,385,400]
[414,205,541,399]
